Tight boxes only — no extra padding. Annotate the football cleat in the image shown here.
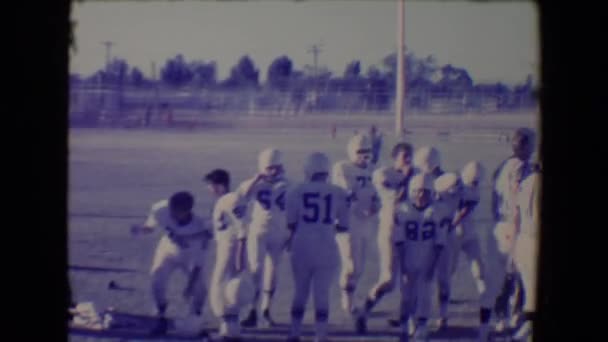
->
[240,309,257,327]
[262,309,277,327]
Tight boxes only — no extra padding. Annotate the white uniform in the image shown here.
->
[394,202,447,321]
[513,171,540,312]
[332,160,378,311]
[286,180,351,339]
[146,200,210,315]
[237,176,291,309]
[450,184,487,295]
[482,157,529,309]
[434,192,461,309]
[367,166,414,301]
[209,192,248,337]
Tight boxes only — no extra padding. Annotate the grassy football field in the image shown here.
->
[68,120,535,341]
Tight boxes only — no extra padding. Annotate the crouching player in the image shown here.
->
[205,169,251,342]
[131,191,212,336]
[286,152,354,342]
[393,174,446,342]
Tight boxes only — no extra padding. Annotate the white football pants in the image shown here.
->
[338,213,375,312]
[513,233,538,312]
[481,221,517,309]
[246,224,289,311]
[150,235,206,315]
[209,236,241,337]
[289,234,339,340]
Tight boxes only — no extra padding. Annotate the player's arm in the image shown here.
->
[237,177,263,201]
[334,190,354,271]
[131,201,163,235]
[332,163,356,202]
[452,198,478,227]
[427,216,446,280]
[234,200,249,272]
[284,187,300,251]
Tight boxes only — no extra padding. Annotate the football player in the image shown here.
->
[394,173,446,342]
[237,148,291,327]
[332,134,379,315]
[130,191,212,336]
[480,127,537,341]
[356,142,417,332]
[511,163,540,341]
[285,152,353,342]
[205,169,250,342]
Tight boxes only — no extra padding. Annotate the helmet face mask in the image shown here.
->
[412,188,432,208]
[264,164,284,181]
[258,148,284,181]
[347,134,372,166]
[355,148,372,166]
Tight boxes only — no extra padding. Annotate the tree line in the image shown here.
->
[70,52,537,110]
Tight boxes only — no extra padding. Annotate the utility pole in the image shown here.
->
[307,43,323,110]
[101,41,115,71]
[307,44,323,78]
[396,0,406,137]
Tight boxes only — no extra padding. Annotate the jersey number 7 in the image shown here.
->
[302,193,333,224]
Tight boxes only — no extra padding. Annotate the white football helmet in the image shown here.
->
[413,146,441,174]
[408,173,435,200]
[304,152,330,180]
[347,134,372,164]
[434,172,462,197]
[461,161,485,186]
[224,274,255,311]
[258,148,283,173]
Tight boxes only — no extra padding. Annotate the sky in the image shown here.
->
[70,0,539,85]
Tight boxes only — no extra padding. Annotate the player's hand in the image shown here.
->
[255,172,267,183]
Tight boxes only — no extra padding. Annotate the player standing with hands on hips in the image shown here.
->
[332,133,379,316]
[204,169,254,342]
[285,152,354,342]
[130,191,212,337]
[238,148,291,328]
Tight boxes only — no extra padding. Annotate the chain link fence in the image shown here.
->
[69,84,537,128]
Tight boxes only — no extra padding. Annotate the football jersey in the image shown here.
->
[394,201,446,267]
[434,194,461,236]
[144,199,209,238]
[493,157,531,221]
[373,166,415,224]
[237,176,290,228]
[212,192,248,241]
[516,171,539,238]
[332,160,377,217]
[286,181,350,241]
[459,184,481,230]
